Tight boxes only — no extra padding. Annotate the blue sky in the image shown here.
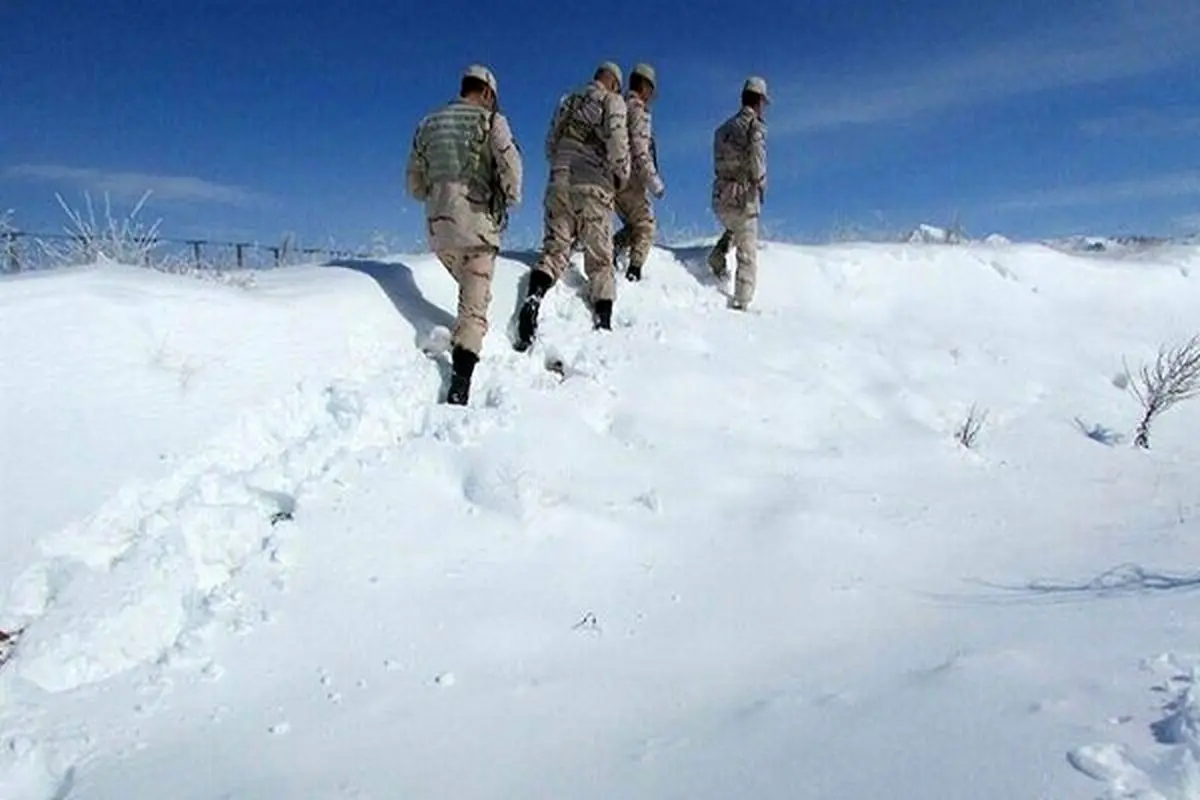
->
[3,0,1199,249]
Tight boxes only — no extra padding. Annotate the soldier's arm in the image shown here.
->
[604,94,631,189]
[490,112,523,207]
[405,123,429,201]
[748,119,767,200]
[627,100,655,184]
[544,94,567,162]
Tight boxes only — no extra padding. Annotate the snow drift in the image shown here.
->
[1,240,1198,799]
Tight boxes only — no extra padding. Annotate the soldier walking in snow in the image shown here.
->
[406,64,523,405]
[707,76,769,311]
[612,63,665,282]
[514,61,631,351]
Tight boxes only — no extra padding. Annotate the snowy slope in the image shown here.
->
[1,241,1198,799]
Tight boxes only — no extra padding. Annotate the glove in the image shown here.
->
[648,174,665,199]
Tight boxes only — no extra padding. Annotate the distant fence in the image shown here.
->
[0,230,371,274]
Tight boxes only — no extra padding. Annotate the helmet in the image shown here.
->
[596,61,624,87]
[462,64,498,95]
[631,63,657,88]
[742,75,771,103]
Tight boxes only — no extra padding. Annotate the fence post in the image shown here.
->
[236,243,246,269]
[187,240,203,268]
[271,246,281,267]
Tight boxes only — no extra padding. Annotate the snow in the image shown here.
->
[1,239,1199,799]
[905,222,967,244]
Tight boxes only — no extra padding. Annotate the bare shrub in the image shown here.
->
[40,191,163,267]
[956,403,989,449]
[38,192,256,288]
[1126,335,1200,449]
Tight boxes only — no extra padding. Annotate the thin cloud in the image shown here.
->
[1079,109,1200,137]
[4,164,272,207]
[774,0,1200,135]
[1175,212,1200,232]
[998,172,1200,211]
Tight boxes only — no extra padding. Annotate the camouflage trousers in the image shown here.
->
[436,247,496,355]
[532,182,616,303]
[707,209,759,307]
[613,185,655,268]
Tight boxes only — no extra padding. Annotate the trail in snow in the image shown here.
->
[0,272,619,697]
[0,247,714,797]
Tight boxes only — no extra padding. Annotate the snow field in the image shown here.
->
[1,240,1198,798]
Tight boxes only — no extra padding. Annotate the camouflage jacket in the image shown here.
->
[406,99,523,251]
[544,81,630,193]
[625,92,663,196]
[711,106,767,215]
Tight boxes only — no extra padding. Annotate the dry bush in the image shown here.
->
[956,403,989,449]
[40,191,163,267]
[1126,335,1200,449]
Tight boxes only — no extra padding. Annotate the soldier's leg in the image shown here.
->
[612,189,635,268]
[431,249,490,403]
[625,192,655,281]
[434,250,459,292]
[731,213,759,309]
[533,182,573,284]
[435,248,467,322]
[453,249,495,355]
[576,187,616,330]
[707,228,732,278]
[517,182,574,351]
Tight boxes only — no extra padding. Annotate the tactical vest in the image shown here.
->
[555,88,605,149]
[714,110,757,182]
[421,101,495,189]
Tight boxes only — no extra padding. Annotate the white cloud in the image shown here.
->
[4,164,271,207]
[998,171,1200,211]
[774,0,1200,134]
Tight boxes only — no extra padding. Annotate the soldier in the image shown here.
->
[612,62,665,282]
[707,76,769,311]
[514,61,631,352]
[406,64,523,405]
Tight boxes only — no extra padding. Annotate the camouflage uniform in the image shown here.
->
[516,62,630,348]
[708,76,769,310]
[407,64,523,402]
[613,63,664,281]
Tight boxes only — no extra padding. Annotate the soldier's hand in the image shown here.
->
[649,175,665,199]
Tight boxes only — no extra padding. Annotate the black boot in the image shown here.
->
[625,262,643,282]
[445,346,478,406]
[708,230,732,279]
[515,270,553,352]
[593,299,613,331]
